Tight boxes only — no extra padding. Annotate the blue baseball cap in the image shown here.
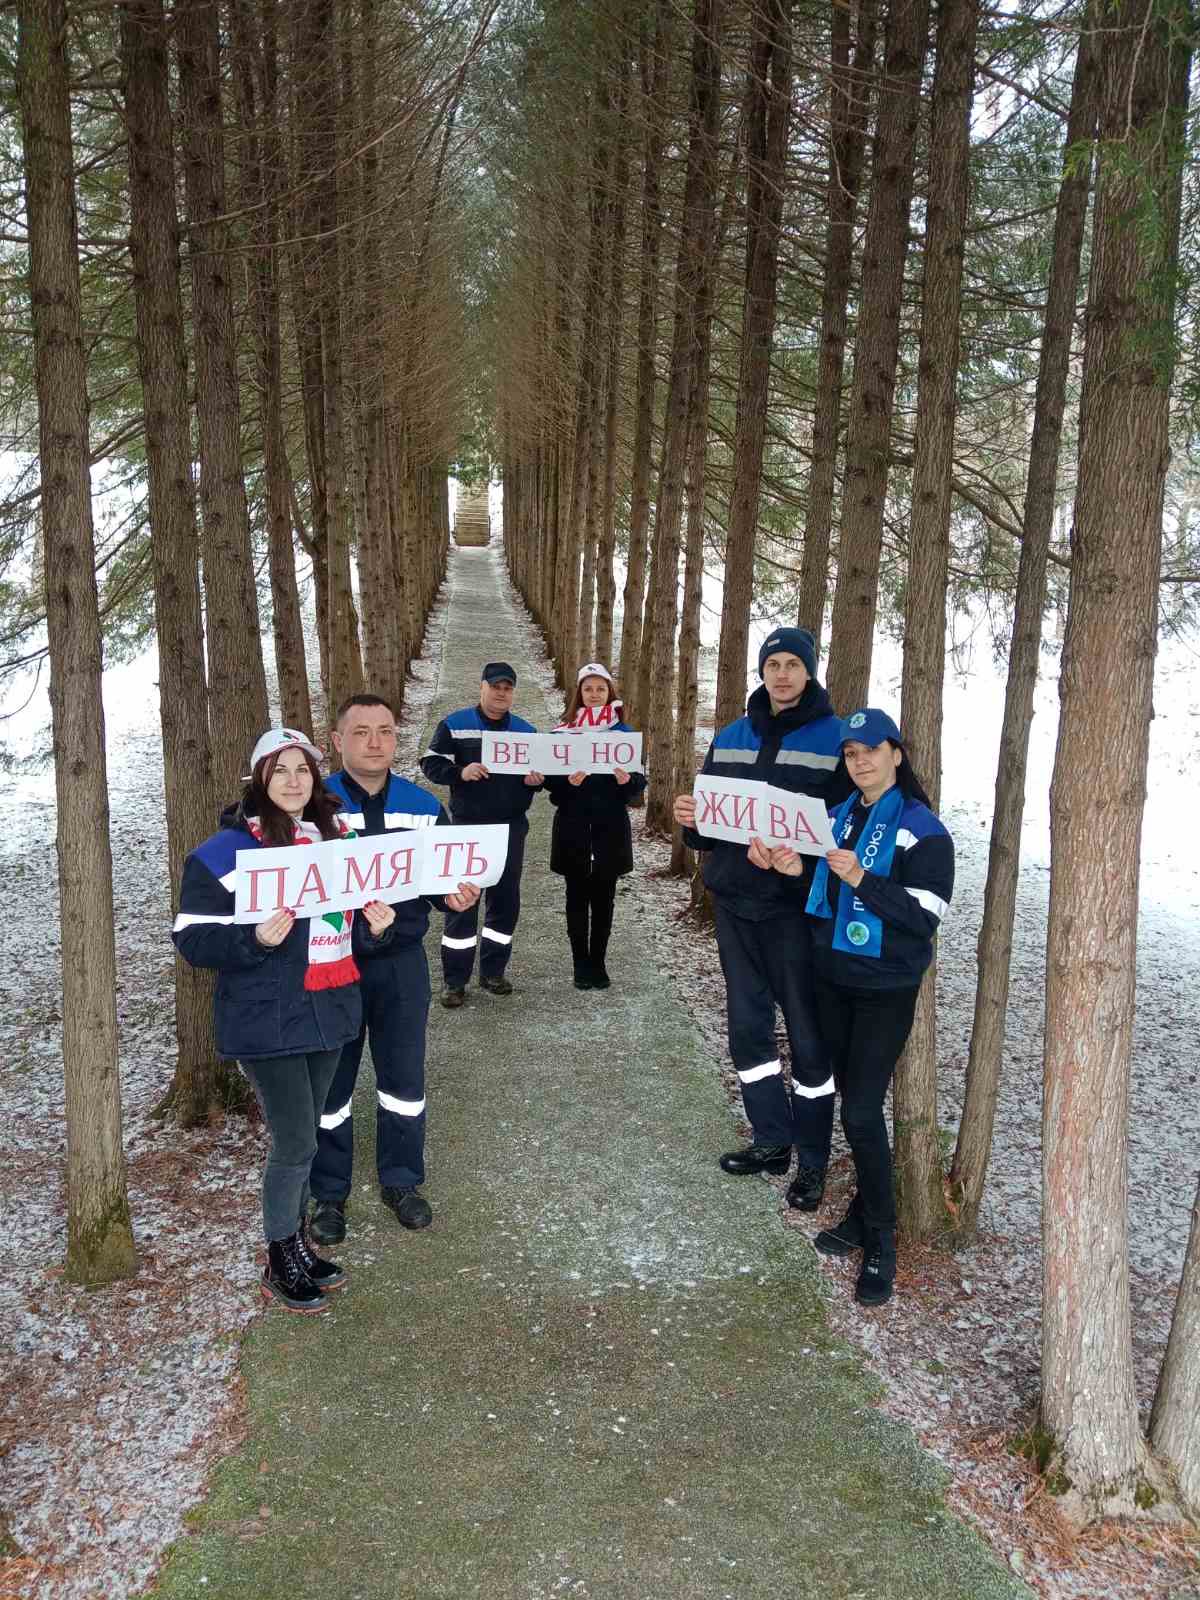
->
[838,708,903,748]
[481,661,517,685]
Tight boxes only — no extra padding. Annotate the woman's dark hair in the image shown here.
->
[242,747,344,847]
[564,669,620,724]
[836,741,933,809]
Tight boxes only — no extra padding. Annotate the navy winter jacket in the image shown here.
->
[420,705,541,824]
[809,791,955,989]
[325,768,448,950]
[544,721,647,877]
[172,813,388,1061]
[682,682,852,920]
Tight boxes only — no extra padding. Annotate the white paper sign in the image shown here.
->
[480,730,644,776]
[232,825,509,923]
[690,774,836,856]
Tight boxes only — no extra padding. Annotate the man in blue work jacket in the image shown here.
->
[673,627,851,1210]
[309,693,481,1243]
[420,662,544,1006]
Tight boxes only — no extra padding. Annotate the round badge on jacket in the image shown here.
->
[846,921,870,946]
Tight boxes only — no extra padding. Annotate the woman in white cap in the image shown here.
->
[173,729,395,1313]
[772,709,954,1307]
[544,664,646,988]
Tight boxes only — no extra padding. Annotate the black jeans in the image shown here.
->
[240,1050,342,1242]
[811,978,920,1233]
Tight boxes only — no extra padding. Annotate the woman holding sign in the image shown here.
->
[772,709,954,1307]
[173,729,396,1314]
[545,663,646,989]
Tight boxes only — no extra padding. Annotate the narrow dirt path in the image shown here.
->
[148,545,1028,1600]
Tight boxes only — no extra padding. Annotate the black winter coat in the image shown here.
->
[544,733,647,877]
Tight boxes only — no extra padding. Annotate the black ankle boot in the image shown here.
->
[573,960,594,990]
[786,1163,826,1212]
[855,1229,897,1306]
[814,1197,866,1257]
[296,1218,347,1292]
[262,1233,329,1313]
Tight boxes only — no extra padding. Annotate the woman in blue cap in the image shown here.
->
[771,709,954,1306]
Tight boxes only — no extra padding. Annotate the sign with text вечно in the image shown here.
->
[480,730,644,776]
[231,824,509,923]
[690,774,836,856]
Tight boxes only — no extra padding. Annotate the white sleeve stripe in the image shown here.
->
[384,813,438,829]
[906,886,947,919]
[422,749,442,760]
[378,1091,426,1117]
[173,912,236,929]
[450,727,480,738]
[896,829,917,851]
[793,1075,835,1099]
[737,1059,782,1085]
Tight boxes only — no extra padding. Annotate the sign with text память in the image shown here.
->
[480,730,644,775]
[232,825,509,923]
[690,774,836,856]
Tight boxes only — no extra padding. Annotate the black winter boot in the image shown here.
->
[309,1196,347,1246]
[261,1233,329,1314]
[296,1218,347,1292]
[855,1229,897,1306]
[588,881,615,989]
[814,1196,867,1258]
[786,1163,827,1212]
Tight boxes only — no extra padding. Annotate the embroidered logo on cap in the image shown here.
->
[848,712,867,729]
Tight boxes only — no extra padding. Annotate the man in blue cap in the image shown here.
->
[673,626,851,1205]
[420,661,544,1005]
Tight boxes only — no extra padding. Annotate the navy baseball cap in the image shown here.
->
[838,708,903,748]
[482,661,517,685]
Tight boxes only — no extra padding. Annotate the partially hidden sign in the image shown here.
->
[691,775,836,857]
[480,730,644,775]
[232,824,509,923]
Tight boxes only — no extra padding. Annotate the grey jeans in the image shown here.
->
[240,1050,342,1242]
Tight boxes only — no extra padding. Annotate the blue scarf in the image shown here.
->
[806,785,905,958]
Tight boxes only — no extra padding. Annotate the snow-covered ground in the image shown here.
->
[1,509,1197,1597]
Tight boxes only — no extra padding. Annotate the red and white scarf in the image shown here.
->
[245,815,360,992]
[554,699,623,732]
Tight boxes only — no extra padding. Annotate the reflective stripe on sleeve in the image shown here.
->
[774,749,840,771]
[906,886,947,920]
[792,1076,835,1099]
[173,912,236,929]
[378,1090,426,1117]
[737,1059,782,1085]
[384,813,438,830]
[712,748,757,764]
[481,927,513,945]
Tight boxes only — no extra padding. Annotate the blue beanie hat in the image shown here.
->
[757,626,817,679]
[838,708,903,749]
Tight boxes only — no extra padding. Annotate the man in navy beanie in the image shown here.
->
[673,626,851,1207]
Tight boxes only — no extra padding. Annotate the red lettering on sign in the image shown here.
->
[613,741,634,767]
[698,789,731,828]
[552,742,571,765]
[767,803,790,839]
[790,806,821,846]
[294,860,329,907]
[245,865,287,913]
[492,740,512,764]
[433,840,465,875]
[344,852,384,895]
[464,844,489,877]
[385,848,415,888]
[512,742,529,764]
[731,795,757,831]
[591,742,613,764]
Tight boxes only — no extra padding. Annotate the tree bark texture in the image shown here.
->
[176,0,269,793]
[892,0,977,1244]
[123,0,231,1127]
[19,0,137,1284]
[798,0,878,647]
[1150,1171,1200,1518]
[713,0,793,732]
[643,0,723,834]
[617,0,670,723]
[825,0,930,716]
[594,50,631,670]
[949,33,1099,1241]
[1041,0,1190,1522]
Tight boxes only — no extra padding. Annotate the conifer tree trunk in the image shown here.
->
[18,0,137,1284]
[892,0,977,1244]
[1151,1171,1200,1517]
[123,0,237,1127]
[643,0,723,834]
[797,0,877,646]
[176,0,269,793]
[824,0,929,715]
[713,0,792,732]
[949,33,1098,1240]
[594,50,631,668]
[617,1,670,721]
[1040,0,1190,1523]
